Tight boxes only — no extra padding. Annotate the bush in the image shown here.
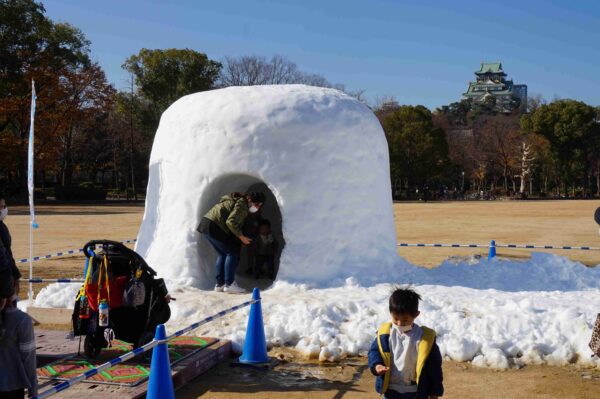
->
[55,184,106,201]
[106,189,138,199]
[34,188,47,200]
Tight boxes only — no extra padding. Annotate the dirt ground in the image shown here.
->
[5,200,600,398]
[178,352,600,399]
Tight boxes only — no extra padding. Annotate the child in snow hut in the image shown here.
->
[253,219,278,279]
[368,288,443,399]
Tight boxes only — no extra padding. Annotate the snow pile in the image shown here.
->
[400,252,600,292]
[164,278,600,369]
[33,253,600,368]
[135,85,398,289]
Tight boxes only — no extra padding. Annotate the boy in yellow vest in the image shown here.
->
[368,288,443,399]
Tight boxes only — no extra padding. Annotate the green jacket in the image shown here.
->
[203,195,249,238]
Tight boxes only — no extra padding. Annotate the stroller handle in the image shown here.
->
[82,240,157,276]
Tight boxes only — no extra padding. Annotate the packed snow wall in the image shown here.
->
[135,85,398,289]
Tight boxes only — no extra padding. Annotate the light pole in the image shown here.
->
[461,171,465,192]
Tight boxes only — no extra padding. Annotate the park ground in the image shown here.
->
[7,200,600,398]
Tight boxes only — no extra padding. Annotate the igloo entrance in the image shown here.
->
[198,173,285,291]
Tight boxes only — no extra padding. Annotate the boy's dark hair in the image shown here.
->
[0,192,4,201]
[389,288,421,316]
[258,219,271,228]
[247,191,266,204]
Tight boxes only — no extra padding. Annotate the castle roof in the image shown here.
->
[475,62,506,76]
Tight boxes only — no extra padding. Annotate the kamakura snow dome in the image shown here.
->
[135,84,399,289]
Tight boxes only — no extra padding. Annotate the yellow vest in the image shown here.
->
[376,322,436,394]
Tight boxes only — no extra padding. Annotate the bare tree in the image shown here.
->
[517,141,535,195]
[373,95,399,112]
[527,94,546,113]
[219,54,341,89]
[479,117,521,191]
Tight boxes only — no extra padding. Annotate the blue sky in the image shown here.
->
[44,0,600,109]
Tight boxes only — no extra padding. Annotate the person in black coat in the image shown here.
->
[0,193,21,298]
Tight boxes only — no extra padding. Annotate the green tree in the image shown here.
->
[438,99,472,126]
[119,49,221,197]
[123,48,222,125]
[521,100,600,196]
[377,105,449,198]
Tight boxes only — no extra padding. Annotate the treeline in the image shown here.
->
[377,97,600,200]
[0,0,346,200]
[2,0,600,201]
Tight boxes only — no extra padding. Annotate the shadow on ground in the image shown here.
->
[178,357,370,398]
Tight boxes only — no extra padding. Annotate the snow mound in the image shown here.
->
[135,84,398,289]
[401,252,600,292]
[165,279,600,369]
[33,253,600,368]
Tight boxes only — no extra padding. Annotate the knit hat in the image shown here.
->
[248,191,266,204]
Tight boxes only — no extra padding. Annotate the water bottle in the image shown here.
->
[79,295,90,319]
[99,300,109,327]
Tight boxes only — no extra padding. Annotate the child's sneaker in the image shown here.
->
[214,284,224,292]
[224,282,246,294]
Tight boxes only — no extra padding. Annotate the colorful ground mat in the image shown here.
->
[38,359,150,385]
[38,336,217,387]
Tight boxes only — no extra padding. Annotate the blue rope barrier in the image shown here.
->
[21,278,84,283]
[17,239,137,264]
[33,297,258,399]
[396,242,600,251]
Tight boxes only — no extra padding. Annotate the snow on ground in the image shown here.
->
[32,252,600,369]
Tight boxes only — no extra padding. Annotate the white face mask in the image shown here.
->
[0,207,7,221]
[249,205,259,214]
[396,324,413,333]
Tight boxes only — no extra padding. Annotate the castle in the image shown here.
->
[463,62,527,113]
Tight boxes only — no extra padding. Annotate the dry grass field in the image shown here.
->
[5,200,600,398]
[395,199,600,267]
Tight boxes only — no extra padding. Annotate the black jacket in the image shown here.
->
[0,238,15,298]
[0,221,20,280]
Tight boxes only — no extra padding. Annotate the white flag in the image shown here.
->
[28,80,38,229]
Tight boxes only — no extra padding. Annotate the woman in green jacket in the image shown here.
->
[198,192,265,293]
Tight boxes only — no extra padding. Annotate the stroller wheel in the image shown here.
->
[135,331,155,362]
[84,335,102,358]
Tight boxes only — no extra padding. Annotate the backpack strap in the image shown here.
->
[76,254,94,301]
[97,254,111,306]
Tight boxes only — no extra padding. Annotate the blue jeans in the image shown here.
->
[204,234,239,286]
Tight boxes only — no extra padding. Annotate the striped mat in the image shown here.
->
[38,336,217,387]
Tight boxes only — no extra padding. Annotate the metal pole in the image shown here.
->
[28,222,32,301]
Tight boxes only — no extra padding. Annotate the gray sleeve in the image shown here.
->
[18,314,37,396]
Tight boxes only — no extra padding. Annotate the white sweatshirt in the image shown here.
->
[388,323,423,394]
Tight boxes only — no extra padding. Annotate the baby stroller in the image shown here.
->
[71,240,171,358]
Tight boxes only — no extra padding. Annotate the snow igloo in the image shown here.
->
[135,85,399,289]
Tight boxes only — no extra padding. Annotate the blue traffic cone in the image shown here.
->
[488,240,497,260]
[239,288,269,364]
[147,324,175,399]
